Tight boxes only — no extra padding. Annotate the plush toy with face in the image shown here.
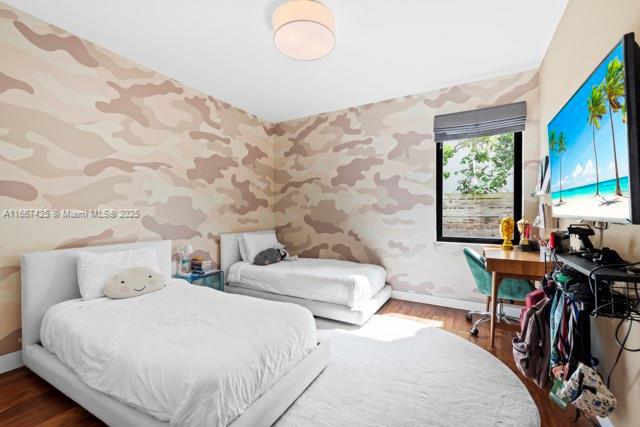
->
[104,267,166,299]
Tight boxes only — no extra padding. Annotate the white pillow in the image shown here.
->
[104,267,166,299]
[77,247,161,300]
[242,232,279,264]
[238,237,249,263]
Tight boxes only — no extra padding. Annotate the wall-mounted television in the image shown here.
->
[547,33,640,223]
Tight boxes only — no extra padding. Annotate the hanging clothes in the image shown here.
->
[549,270,594,380]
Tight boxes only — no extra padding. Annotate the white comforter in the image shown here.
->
[41,279,317,426]
[228,258,387,308]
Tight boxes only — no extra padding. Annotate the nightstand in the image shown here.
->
[174,270,224,292]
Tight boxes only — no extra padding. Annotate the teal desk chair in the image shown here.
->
[462,247,535,336]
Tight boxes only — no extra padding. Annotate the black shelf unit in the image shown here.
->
[555,253,640,283]
[554,252,640,321]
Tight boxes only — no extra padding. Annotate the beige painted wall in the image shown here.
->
[0,3,274,357]
[539,1,640,425]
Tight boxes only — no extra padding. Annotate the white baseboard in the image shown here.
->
[0,350,23,374]
[391,290,522,317]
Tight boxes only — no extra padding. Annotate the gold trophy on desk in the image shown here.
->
[517,217,531,250]
[500,217,514,250]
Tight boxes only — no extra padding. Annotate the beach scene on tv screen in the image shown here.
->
[548,41,631,221]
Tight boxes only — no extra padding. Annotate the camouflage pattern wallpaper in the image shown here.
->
[273,69,540,301]
[0,3,274,356]
[0,1,541,359]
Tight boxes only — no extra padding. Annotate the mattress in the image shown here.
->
[227,258,387,308]
[40,279,317,427]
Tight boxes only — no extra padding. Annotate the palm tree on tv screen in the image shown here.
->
[557,132,567,202]
[587,84,606,197]
[602,57,625,196]
[549,130,567,203]
[548,130,557,195]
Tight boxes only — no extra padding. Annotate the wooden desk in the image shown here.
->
[482,247,550,347]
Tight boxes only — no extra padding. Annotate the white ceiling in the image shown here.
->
[4,0,567,123]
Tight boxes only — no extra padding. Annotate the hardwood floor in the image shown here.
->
[0,299,587,427]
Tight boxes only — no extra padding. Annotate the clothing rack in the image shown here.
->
[545,268,594,374]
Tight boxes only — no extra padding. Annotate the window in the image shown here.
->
[436,132,522,244]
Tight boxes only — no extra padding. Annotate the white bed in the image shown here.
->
[228,258,387,308]
[221,231,392,325]
[21,240,329,427]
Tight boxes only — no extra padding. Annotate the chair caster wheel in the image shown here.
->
[469,327,479,336]
[465,313,472,322]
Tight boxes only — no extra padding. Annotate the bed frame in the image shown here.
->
[21,240,329,427]
[220,230,392,326]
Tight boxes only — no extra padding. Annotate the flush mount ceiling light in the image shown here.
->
[272,0,335,61]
